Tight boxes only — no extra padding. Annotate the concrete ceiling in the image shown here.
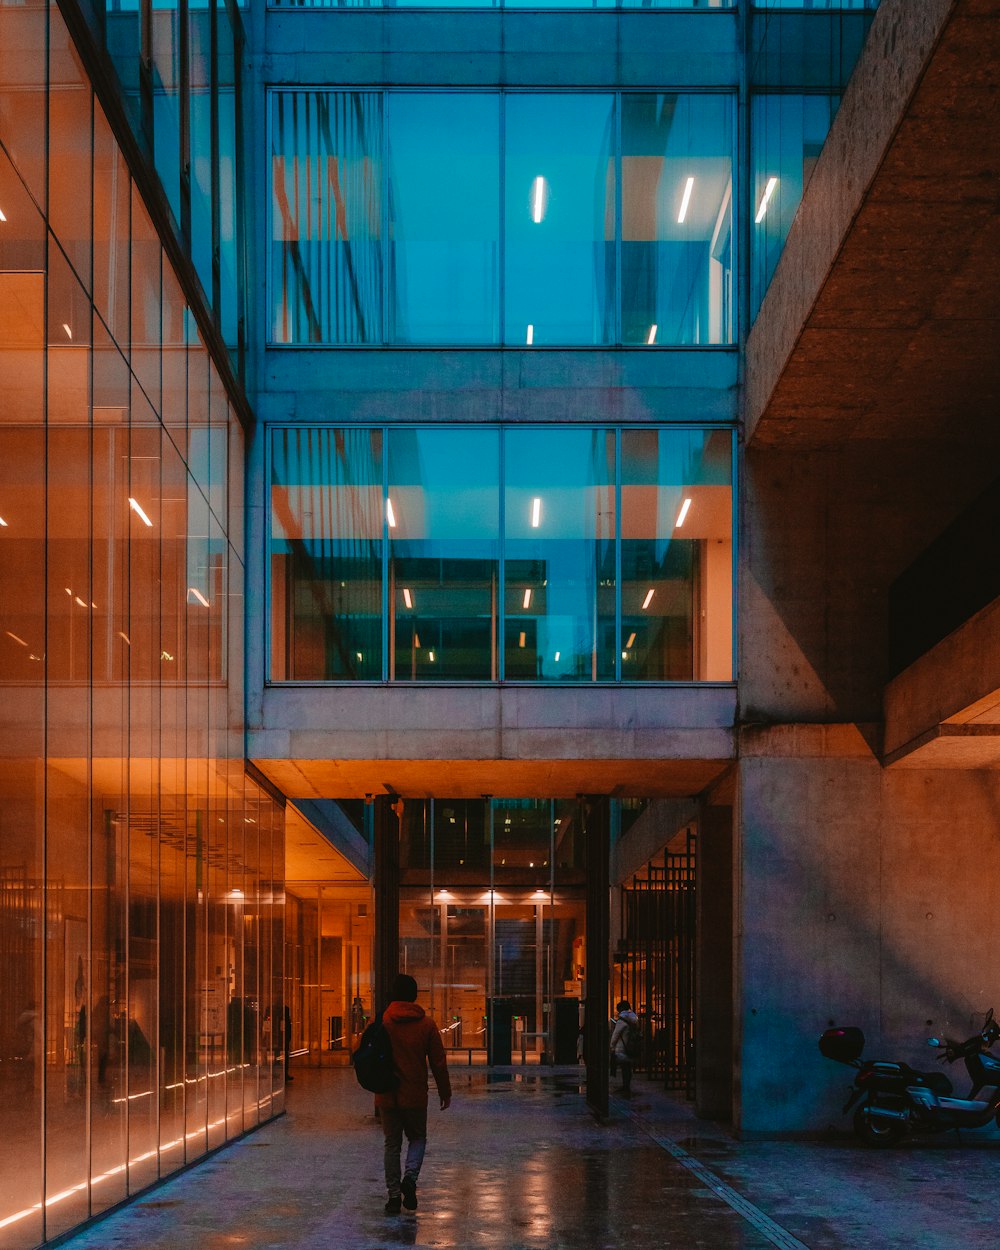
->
[747,0,1000,462]
[251,756,731,801]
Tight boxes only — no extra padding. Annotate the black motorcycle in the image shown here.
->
[820,1008,1000,1146]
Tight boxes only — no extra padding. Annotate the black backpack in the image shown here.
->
[351,1014,400,1094]
[624,1019,642,1061]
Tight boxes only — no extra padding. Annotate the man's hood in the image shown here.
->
[385,1000,426,1024]
[618,1010,639,1025]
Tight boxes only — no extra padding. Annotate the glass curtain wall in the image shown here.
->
[749,93,838,317]
[270,425,733,683]
[0,6,285,1244]
[398,799,585,1067]
[270,90,734,347]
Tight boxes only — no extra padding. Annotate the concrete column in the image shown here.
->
[695,804,734,1122]
[374,796,400,1011]
[584,796,610,1119]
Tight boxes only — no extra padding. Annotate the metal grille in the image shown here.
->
[614,828,696,1095]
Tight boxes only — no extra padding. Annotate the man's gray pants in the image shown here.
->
[381,1105,428,1197]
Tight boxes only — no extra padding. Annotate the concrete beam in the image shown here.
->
[746,0,1000,458]
[884,592,1000,766]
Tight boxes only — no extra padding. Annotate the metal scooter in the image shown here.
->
[819,1008,1000,1147]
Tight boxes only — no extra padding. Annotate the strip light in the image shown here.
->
[128,497,153,527]
[531,497,541,528]
[678,176,694,224]
[675,497,692,528]
[0,208,6,222]
[0,516,8,526]
[519,631,526,648]
[647,324,657,346]
[6,631,27,646]
[62,323,73,340]
[531,176,546,224]
[626,632,636,649]
[526,324,534,346]
[642,588,655,610]
[755,176,778,224]
[403,587,412,609]
[386,497,397,528]
[523,588,532,609]
[188,587,210,607]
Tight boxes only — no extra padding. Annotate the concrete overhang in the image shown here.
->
[250,683,736,799]
[746,0,1000,459]
[884,592,1000,767]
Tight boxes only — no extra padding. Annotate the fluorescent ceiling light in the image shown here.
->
[128,497,153,527]
[356,651,363,662]
[74,596,87,608]
[6,631,27,646]
[526,324,534,346]
[678,176,694,224]
[187,587,210,607]
[523,588,532,609]
[403,587,412,609]
[119,631,131,646]
[554,651,560,662]
[0,516,7,526]
[0,208,6,222]
[622,650,628,660]
[642,588,655,610]
[755,176,778,224]
[519,631,526,648]
[428,650,435,662]
[386,497,397,528]
[531,176,546,224]
[531,497,541,528]
[626,632,636,649]
[62,323,72,340]
[675,497,692,528]
[647,324,657,346]
[414,632,421,649]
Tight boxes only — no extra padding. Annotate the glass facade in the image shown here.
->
[269,426,733,683]
[271,0,733,8]
[750,93,838,316]
[270,91,735,347]
[399,798,586,1066]
[0,4,284,1244]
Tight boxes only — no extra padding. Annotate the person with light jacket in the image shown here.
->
[610,999,640,1097]
[376,974,452,1215]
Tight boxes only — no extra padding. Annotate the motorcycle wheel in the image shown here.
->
[853,1106,907,1147]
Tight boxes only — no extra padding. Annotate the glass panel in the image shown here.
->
[151,0,183,225]
[620,428,732,680]
[503,428,616,681]
[93,102,131,352]
[104,0,142,131]
[387,93,499,344]
[131,188,162,414]
[754,1,877,8]
[622,93,733,346]
[504,94,615,346]
[269,427,383,680]
[0,144,46,429]
[750,93,837,318]
[0,0,47,209]
[388,427,499,681]
[218,0,240,351]
[189,0,214,303]
[270,91,383,344]
[49,13,92,292]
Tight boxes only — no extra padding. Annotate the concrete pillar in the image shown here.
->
[695,803,734,1121]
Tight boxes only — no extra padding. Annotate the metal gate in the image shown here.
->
[614,827,696,1095]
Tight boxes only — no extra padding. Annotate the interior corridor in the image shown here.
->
[60,1068,1000,1250]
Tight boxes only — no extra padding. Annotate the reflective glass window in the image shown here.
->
[270,426,383,679]
[388,427,499,681]
[622,94,733,346]
[750,93,838,318]
[189,0,214,302]
[218,0,240,352]
[151,0,183,224]
[504,94,615,346]
[270,91,383,344]
[48,19,92,292]
[503,428,616,681]
[387,93,499,344]
[620,428,732,680]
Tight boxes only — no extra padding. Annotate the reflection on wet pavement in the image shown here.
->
[61,1068,1000,1250]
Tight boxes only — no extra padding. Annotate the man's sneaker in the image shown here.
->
[384,1195,401,1215]
[401,1175,417,1211]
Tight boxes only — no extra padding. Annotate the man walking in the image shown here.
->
[377,974,452,1215]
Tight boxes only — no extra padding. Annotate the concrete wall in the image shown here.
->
[737,730,1000,1135]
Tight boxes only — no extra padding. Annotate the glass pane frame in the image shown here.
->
[266,423,736,685]
[267,88,737,349]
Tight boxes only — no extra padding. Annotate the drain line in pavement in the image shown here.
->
[631,1118,811,1250]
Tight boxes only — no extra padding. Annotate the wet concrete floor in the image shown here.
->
[64,1067,1000,1250]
